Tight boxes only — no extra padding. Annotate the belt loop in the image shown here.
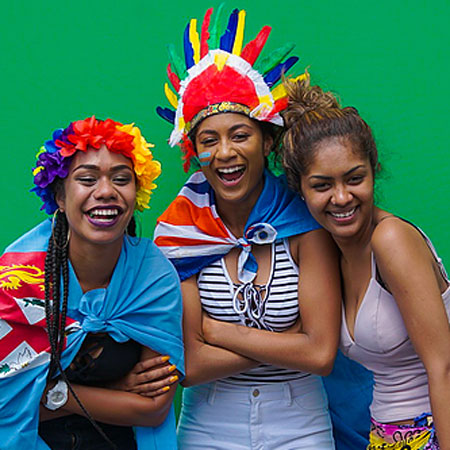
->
[284,382,292,406]
[207,382,217,405]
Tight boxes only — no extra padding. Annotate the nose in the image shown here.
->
[331,184,353,206]
[93,177,117,200]
[215,138,236,161]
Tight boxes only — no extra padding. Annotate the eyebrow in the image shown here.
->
[72,164,133,173]
[197,123,253,137]
[308,164,366,180]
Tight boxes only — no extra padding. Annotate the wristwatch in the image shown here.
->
[44,379,68,411]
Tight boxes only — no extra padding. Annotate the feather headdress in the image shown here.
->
[157,6,305,171]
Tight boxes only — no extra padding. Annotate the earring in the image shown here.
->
[51,209,70,249]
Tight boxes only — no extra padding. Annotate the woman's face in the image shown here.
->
[300,137,374,241]
[57,145,136,249]
[194,113,272,212]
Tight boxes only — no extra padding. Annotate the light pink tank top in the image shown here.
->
[340,227,450,423]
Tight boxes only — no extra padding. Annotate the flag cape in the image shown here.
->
[154,170,320,282]
[0,220,184,449]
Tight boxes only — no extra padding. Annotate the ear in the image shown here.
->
[55,189,66,212]
[263,134,273,157]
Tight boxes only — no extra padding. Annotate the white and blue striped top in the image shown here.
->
[198,239,311,384]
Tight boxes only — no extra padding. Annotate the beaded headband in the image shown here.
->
[31,116,161,214]
[157,5,305,171]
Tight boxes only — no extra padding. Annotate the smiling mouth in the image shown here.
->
[328,207,357,219]
[216,165,245,183]
[86,207,122,226]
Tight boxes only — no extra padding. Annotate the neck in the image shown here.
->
[218,202,253,238]
[214,174,265,239]
[68,237,123,292]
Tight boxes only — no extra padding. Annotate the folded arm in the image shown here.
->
[181,275,259,387]
[202,229,341,376]
[40,347,179,428]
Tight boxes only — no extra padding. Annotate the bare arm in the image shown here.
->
[40,347,179,427]
[181,275,259,387]
[203,229,341,376]
[372,220,450,448]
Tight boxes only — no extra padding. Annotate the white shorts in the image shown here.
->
[177,375,335,449]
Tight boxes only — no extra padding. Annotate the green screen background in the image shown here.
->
[1,0,448,416]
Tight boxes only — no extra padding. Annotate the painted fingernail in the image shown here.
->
[168,364,176,372]
[161,355,170,362]
[169,375,179,383]
[162,386,170,392]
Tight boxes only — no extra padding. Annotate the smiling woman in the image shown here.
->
[58,147,137,250]
[0,116,184,450]
[153,6,342,449]
[282,75,450,449]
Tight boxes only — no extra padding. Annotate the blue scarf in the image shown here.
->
[154,170,320,281]
[0,220,184,449]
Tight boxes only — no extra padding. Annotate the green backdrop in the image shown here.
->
[1,0,448,416]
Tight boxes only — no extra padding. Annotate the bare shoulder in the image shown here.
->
[371,215,426,255]
[371,215,433,271]
[289,228,337,263]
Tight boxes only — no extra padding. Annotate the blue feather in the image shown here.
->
[263,56,299,87]
[183,23,195,69]
[156,107,175,124]
[219,9,239,52]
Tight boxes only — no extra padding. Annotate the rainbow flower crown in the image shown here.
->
[157,5,305,171]
[31,116,161,214]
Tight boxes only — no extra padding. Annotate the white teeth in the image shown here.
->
[89,209,119,217]
[217,166,244,174]
[330,207,356,218]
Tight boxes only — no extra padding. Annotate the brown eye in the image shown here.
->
[348,175,364,184]
[76,176,96,185]
[232,133,250,141]
[312,183,330,191]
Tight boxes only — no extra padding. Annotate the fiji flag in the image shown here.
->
[0,229,81,449]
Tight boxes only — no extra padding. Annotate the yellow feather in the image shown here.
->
[190,19,201,64]
[272,83,287,101]
[293,73,307,82]
[272,73,308,101]
[164,83,178,109]
[232,10,246,56]
[214,52,229,71]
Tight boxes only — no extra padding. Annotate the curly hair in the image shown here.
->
[281,75,379,194]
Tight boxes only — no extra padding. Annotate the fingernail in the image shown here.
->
[161,355,170,362]
[169,375,179,383]
[162,386,170,392]
[168,364,176,372]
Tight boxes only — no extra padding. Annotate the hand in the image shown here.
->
[108,355,179,398]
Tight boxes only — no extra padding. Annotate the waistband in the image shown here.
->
[369,413,437,449]
[186,375,323,405]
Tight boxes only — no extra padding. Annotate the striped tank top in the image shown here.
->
[198,239,310,384]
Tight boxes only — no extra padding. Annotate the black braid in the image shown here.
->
[44,210,117,449]
[127,215,136,237]
[56,216,69,365]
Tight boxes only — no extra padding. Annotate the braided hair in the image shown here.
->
[281,75,379,195]
[45,209,70,379]
[44,184,136,449]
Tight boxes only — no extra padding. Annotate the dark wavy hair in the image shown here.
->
[281,75,379,194]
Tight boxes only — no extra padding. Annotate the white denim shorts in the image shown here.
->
[177,374,335,449]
